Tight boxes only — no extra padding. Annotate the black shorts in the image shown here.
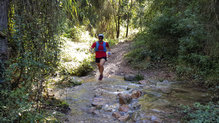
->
[95,57,107,63]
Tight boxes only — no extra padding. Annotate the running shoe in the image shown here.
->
[99,74,103,80]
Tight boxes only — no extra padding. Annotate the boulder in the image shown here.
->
[131,90,142,99]
[118,93,132,104]
[118,105,129,112]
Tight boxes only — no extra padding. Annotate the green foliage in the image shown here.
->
[181,102,219,123]
[106,38,119,46]
[63,27,80,41]
[135,74,144,81]
[0,0,63,122]
[128,0,219,87]
[72,59,94,76]
[43,96,70,114]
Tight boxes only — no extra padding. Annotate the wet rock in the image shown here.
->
[132,112,140,122]
[131,90,142,99]
[89,107,100,115]
[118,93,132,104]
[103,104,119,112]
[150,115,162,122]
[118,104,129,112]
[69,76,83,85]
[118,114,130,121]
[112,112,121,119]
[91,97,106,109]
[131,101,141,110]
[89,107,96,113]
[124,74,136,81]
[151,109,162,113]
[148,79,158,84]
[139,80,147,85]
[93,110,100,115]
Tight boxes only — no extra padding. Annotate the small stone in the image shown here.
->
[150,115,162,122]
[103,104,119,112]
[124,74,136,81]
[91,97,106,109]
[118,105,129,112]
[93,110,100,115]
[151,115,157,121]
[118,114,130,121]
[131,90,142,99]
[118,93,132,104]
[89,107,100,115]
[139,80,147,85]
[89,107,96,113]
[112,112,121,119]
[132,102,141,110]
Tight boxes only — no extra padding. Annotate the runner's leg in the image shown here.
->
[96,63,100,73]
[99,58,106,76]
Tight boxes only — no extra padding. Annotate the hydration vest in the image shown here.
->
[95,41,107,52]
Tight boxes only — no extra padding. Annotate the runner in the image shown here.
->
[90,34,111,80]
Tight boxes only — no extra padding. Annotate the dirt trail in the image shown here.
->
[104,41,134,77]
[103,41,176,81]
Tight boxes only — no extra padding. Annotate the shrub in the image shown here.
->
[181,102,219,123]
[71,59,94,76]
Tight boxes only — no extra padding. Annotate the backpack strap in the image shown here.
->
[95,41,99,51]
[103,42,107,52]
[95,41,107,52]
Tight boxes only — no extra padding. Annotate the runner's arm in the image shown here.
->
[90,42,96,53]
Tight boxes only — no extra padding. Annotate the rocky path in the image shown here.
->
[52,41,211,123]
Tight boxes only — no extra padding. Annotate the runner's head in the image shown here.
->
[98,34,104,41]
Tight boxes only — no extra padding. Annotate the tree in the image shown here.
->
[116,0,121,38]
[0,0,9,83]
[126,0,133,37]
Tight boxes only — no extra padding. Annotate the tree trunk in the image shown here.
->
[116,0,121,39]
[0,0,9,82]
[126,0,133,37]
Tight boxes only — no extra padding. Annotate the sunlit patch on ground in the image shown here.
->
[59,35,96,74]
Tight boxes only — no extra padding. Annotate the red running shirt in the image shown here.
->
[91,41,109,58]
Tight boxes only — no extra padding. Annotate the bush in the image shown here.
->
[72,59,94,76]
[63,27,80,41]
[181,102,219,123]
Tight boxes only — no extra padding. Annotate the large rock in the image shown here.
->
[124,74,136,81]
[118,104,129,112]
[118,93,132,104]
